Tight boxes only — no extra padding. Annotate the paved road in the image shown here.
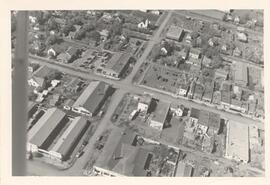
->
[29,56,263,129]
[124,11,172,83]
[26,9,264,175]
[27,89,127,176]
[65,89,127,175]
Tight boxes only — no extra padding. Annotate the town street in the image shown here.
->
[29,56,263,130]
[25,10,264,176]
[124,11,172,83]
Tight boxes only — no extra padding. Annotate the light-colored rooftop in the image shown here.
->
[226,120,249,162]
[151,100,171,124]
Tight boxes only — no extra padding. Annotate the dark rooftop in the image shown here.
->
[190,108,200,119]
[73,81,110,115]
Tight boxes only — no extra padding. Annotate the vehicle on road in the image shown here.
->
[76,150,84,158]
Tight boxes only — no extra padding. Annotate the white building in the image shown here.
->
[138,19,150,29]
[225,120,249,163]
[137,96,153,112]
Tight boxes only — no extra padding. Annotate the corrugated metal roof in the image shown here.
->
[51,117,88,158]
[28,108,66,148]
[73,81,110,115]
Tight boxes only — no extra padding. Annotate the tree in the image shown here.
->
[62,23,76,36]
[45,34,61,46]
[109,21,122,38]
[87,31,101,42]
[84,23,95,31]
[74,29,86,40]
[190,31,199,39]
[47,18,60,31]
[71,15,84,25]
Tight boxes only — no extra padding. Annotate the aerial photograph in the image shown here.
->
[11,9,264,177]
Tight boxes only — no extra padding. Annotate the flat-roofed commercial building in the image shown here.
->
[27,108,68,153]
[225,120,249,163]
[72,81,111,117]
[149,100,171,131]
[233,62,248,87]
[93,128,153,176]
[102,52,132,79]
[166,25,184,41]
[49,116,90,161]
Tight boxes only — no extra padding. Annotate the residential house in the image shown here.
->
[149,10,161,15]
[49,94,61,106]
[237,32,248,43]
[208,37,218,47]
[149,100,171,131]
[215,68,228,80]
[186,57,201,66]
[160,47,168,55]
[57,47,80,63]
[65,78,85,93]
[47,44,67,58]
[72,81,111,117]
[28,63,40,73]
[67,25,81,39]
[202,56,212,67]
[28,65,52,89]
[234,16,240,24]
[28,76,46,89]
[137,96,153,113]
[233,47,242,57]
[99,29,109,41]
[138,19,150,29]
[177,84,189,97]
[189,48,201,59]
[177,48,189,60]
[55,18,66,25]
[166,25,185,41]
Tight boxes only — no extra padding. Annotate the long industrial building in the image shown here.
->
[49,116,90,161]
[72,81,111,117]
[27,108,68,153]
[225,120,249,163]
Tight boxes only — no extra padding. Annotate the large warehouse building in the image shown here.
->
[72,81,111,117]
[225,120,249,163]
[27,108,68,154]
[49,116,90,161]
